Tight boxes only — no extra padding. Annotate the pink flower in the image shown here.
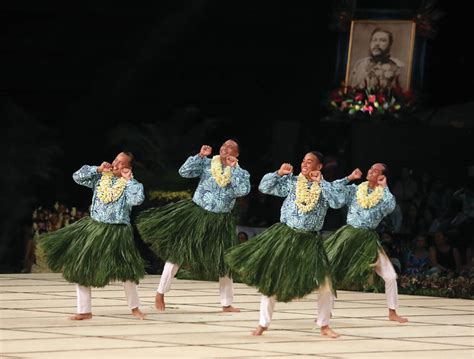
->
[368,95,376,103]
[362,104,374,114]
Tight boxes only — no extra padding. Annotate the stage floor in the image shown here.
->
[1,273,473,358]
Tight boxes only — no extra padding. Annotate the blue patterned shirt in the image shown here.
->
[320,178,396,229]
[73,165,145,225]
[179,155,251,213]
[259,172,341,232]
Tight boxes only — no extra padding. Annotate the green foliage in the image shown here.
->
[147,190,192,205]
[339,273,473,299]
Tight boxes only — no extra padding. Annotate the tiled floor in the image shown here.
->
[0,273,473,358]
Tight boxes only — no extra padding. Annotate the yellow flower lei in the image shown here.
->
[295,174,321,213]
[210,155,232,187]
[96,172,128,204]
[356,181,384,209]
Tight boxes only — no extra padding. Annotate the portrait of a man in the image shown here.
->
[345,21,416,91]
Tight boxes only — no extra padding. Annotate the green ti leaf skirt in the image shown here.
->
[40,217,145,287]
[324,224,383,288]
[136,200,237,279]
[225,222,334,302]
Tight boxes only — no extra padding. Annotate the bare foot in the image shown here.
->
[69,313,92,320]
[155,292,165,311]
[320,325,340,338]
[222,305,240,313]
[252,325,267,336]
[132,307,145,320]
[389,309,408,323]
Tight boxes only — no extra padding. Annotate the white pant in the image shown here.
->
[259,281,334,328]
[76,281,141,314]
[374,249,398,310]
[158,262,234,307]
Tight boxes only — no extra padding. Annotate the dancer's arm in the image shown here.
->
[73,165,101,188]
[377,176,396,216]
[178,155,209,178]
[320,168,361,208]
[320,177,352,209]
[124,179,145,206]
[178,145,212,178]
[229,167,251,197]
[258,170,292,197]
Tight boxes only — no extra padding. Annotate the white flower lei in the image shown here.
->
[210,155,232,187]
[96,172,127,204]
[295,174,321,213]
[356,181,384,209]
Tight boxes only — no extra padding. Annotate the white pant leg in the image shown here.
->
[219,276,234,307]
[123,281,141,310]
[316,280,334,327]
[259,295,276,328]
[374,250,398,310]
[157,262,180,294]
[76,284,92,314]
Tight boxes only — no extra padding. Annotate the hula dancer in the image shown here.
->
[41,152,146,320]
[322,164,408,323]
[137,140,250,312]
[226,152,340,338]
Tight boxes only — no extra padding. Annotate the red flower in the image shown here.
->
[377,94,386,103]
[330,89,342,102]
[354,92,364,102]
[368,95,376,103]
[362,105,374,114]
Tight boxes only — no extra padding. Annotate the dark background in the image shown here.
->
[1,1,473,271]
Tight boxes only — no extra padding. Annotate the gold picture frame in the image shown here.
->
[345,20,416,91]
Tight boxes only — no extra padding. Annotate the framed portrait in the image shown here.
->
[345,20,416,91]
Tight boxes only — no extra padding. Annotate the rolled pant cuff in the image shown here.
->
[258,320,270,328]
[316,318,330,327]
[221,298,233,307]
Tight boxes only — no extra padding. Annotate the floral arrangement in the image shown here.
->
[329,83,414,118]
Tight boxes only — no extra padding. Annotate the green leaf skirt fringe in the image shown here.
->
[225,222,333,302]
[324,224,383,287]
[136,200,237,279]
[40,217,146,287]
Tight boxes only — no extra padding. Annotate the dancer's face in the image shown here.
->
[366,163,384,182]
[219,140,239,159]
[300,153,322,177]
[111,152,131,176]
